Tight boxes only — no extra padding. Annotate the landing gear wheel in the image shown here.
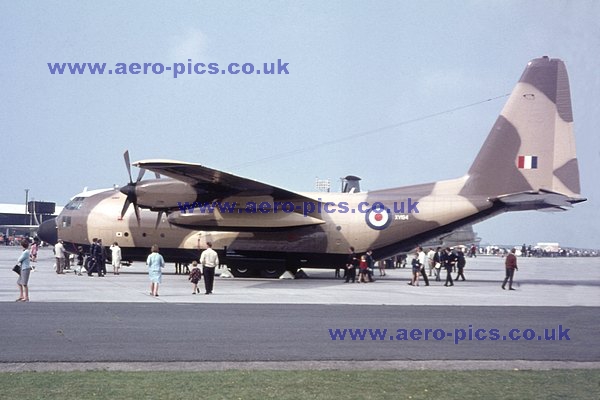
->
[229,267,255,278]
[259,267,286,279]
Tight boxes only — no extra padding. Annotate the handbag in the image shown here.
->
[13,264,21,275]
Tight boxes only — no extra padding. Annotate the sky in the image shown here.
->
[1,1,599,248]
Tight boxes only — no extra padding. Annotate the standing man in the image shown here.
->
[433,247,443,282]
[200,242,219,295]
[365,249,375,282]
[442,247,457,287]
[87,238,98,276]
[455,247,466,281]
[94,239,106,277]
[54,239,66,274]
[469,244,477,258]
[502,248,518,290]
[417,246,430,286]
[110,242,122,275]
[344,247,358,283]
[427,248,435,277]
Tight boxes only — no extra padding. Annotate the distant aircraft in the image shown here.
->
[39,57,585,277]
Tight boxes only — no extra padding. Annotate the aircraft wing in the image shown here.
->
[134,159,314,202]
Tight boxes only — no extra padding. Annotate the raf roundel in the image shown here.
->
[365,207,392,230]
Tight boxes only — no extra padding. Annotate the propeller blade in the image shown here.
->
[124,150,133,183]
[120,198,132,219]
[121,151,147,225]
[155,211,164,229]
[136,167,145,183]
[133,203,141,226]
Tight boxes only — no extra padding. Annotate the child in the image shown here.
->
[358,255,368,283]
[376,259,386,276]
[189,261,202,294]
[76,246,84,276]
[30,240,39,263]
[410,251,421,286]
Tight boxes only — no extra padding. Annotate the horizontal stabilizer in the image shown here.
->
[491,189,586,212]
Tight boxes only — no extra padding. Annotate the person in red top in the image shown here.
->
[188,261,202,294]
[502,248,518,290]
[358,255,368,283]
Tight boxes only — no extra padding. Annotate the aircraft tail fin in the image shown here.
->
[460,57,583,203]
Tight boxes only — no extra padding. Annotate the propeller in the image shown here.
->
[119,150,145,224]
[155,210,165,229]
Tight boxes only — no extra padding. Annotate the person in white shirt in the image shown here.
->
[418,246,430,286]
[54,239,66,274]
[110,242,122,275]
[199,242,219,295]
[427,248,436,277]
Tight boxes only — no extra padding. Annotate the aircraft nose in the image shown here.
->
[38,218,58,245]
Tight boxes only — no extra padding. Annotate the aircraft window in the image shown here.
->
[61,216,72,228]
[124,232,129,237]
[160,233,165,238]
[65,197,85,210]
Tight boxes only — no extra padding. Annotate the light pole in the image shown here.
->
[30,197,34,225]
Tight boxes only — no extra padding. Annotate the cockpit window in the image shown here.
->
[65,197,85,210]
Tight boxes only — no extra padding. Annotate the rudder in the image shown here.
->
[461,57,582,200]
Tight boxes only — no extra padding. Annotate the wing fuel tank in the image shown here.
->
[167,209,325,231]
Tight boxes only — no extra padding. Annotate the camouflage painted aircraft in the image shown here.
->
[38,56,585,277]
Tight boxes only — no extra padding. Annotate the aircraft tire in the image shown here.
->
[259,267,286,279]
[229,267,257,278]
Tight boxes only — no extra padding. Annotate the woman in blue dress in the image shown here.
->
[147,244,165,297]
[16,240,32,301]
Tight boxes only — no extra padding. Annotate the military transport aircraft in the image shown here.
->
[38,57,585,277]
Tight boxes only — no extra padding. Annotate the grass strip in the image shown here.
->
[0,369,598,399]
